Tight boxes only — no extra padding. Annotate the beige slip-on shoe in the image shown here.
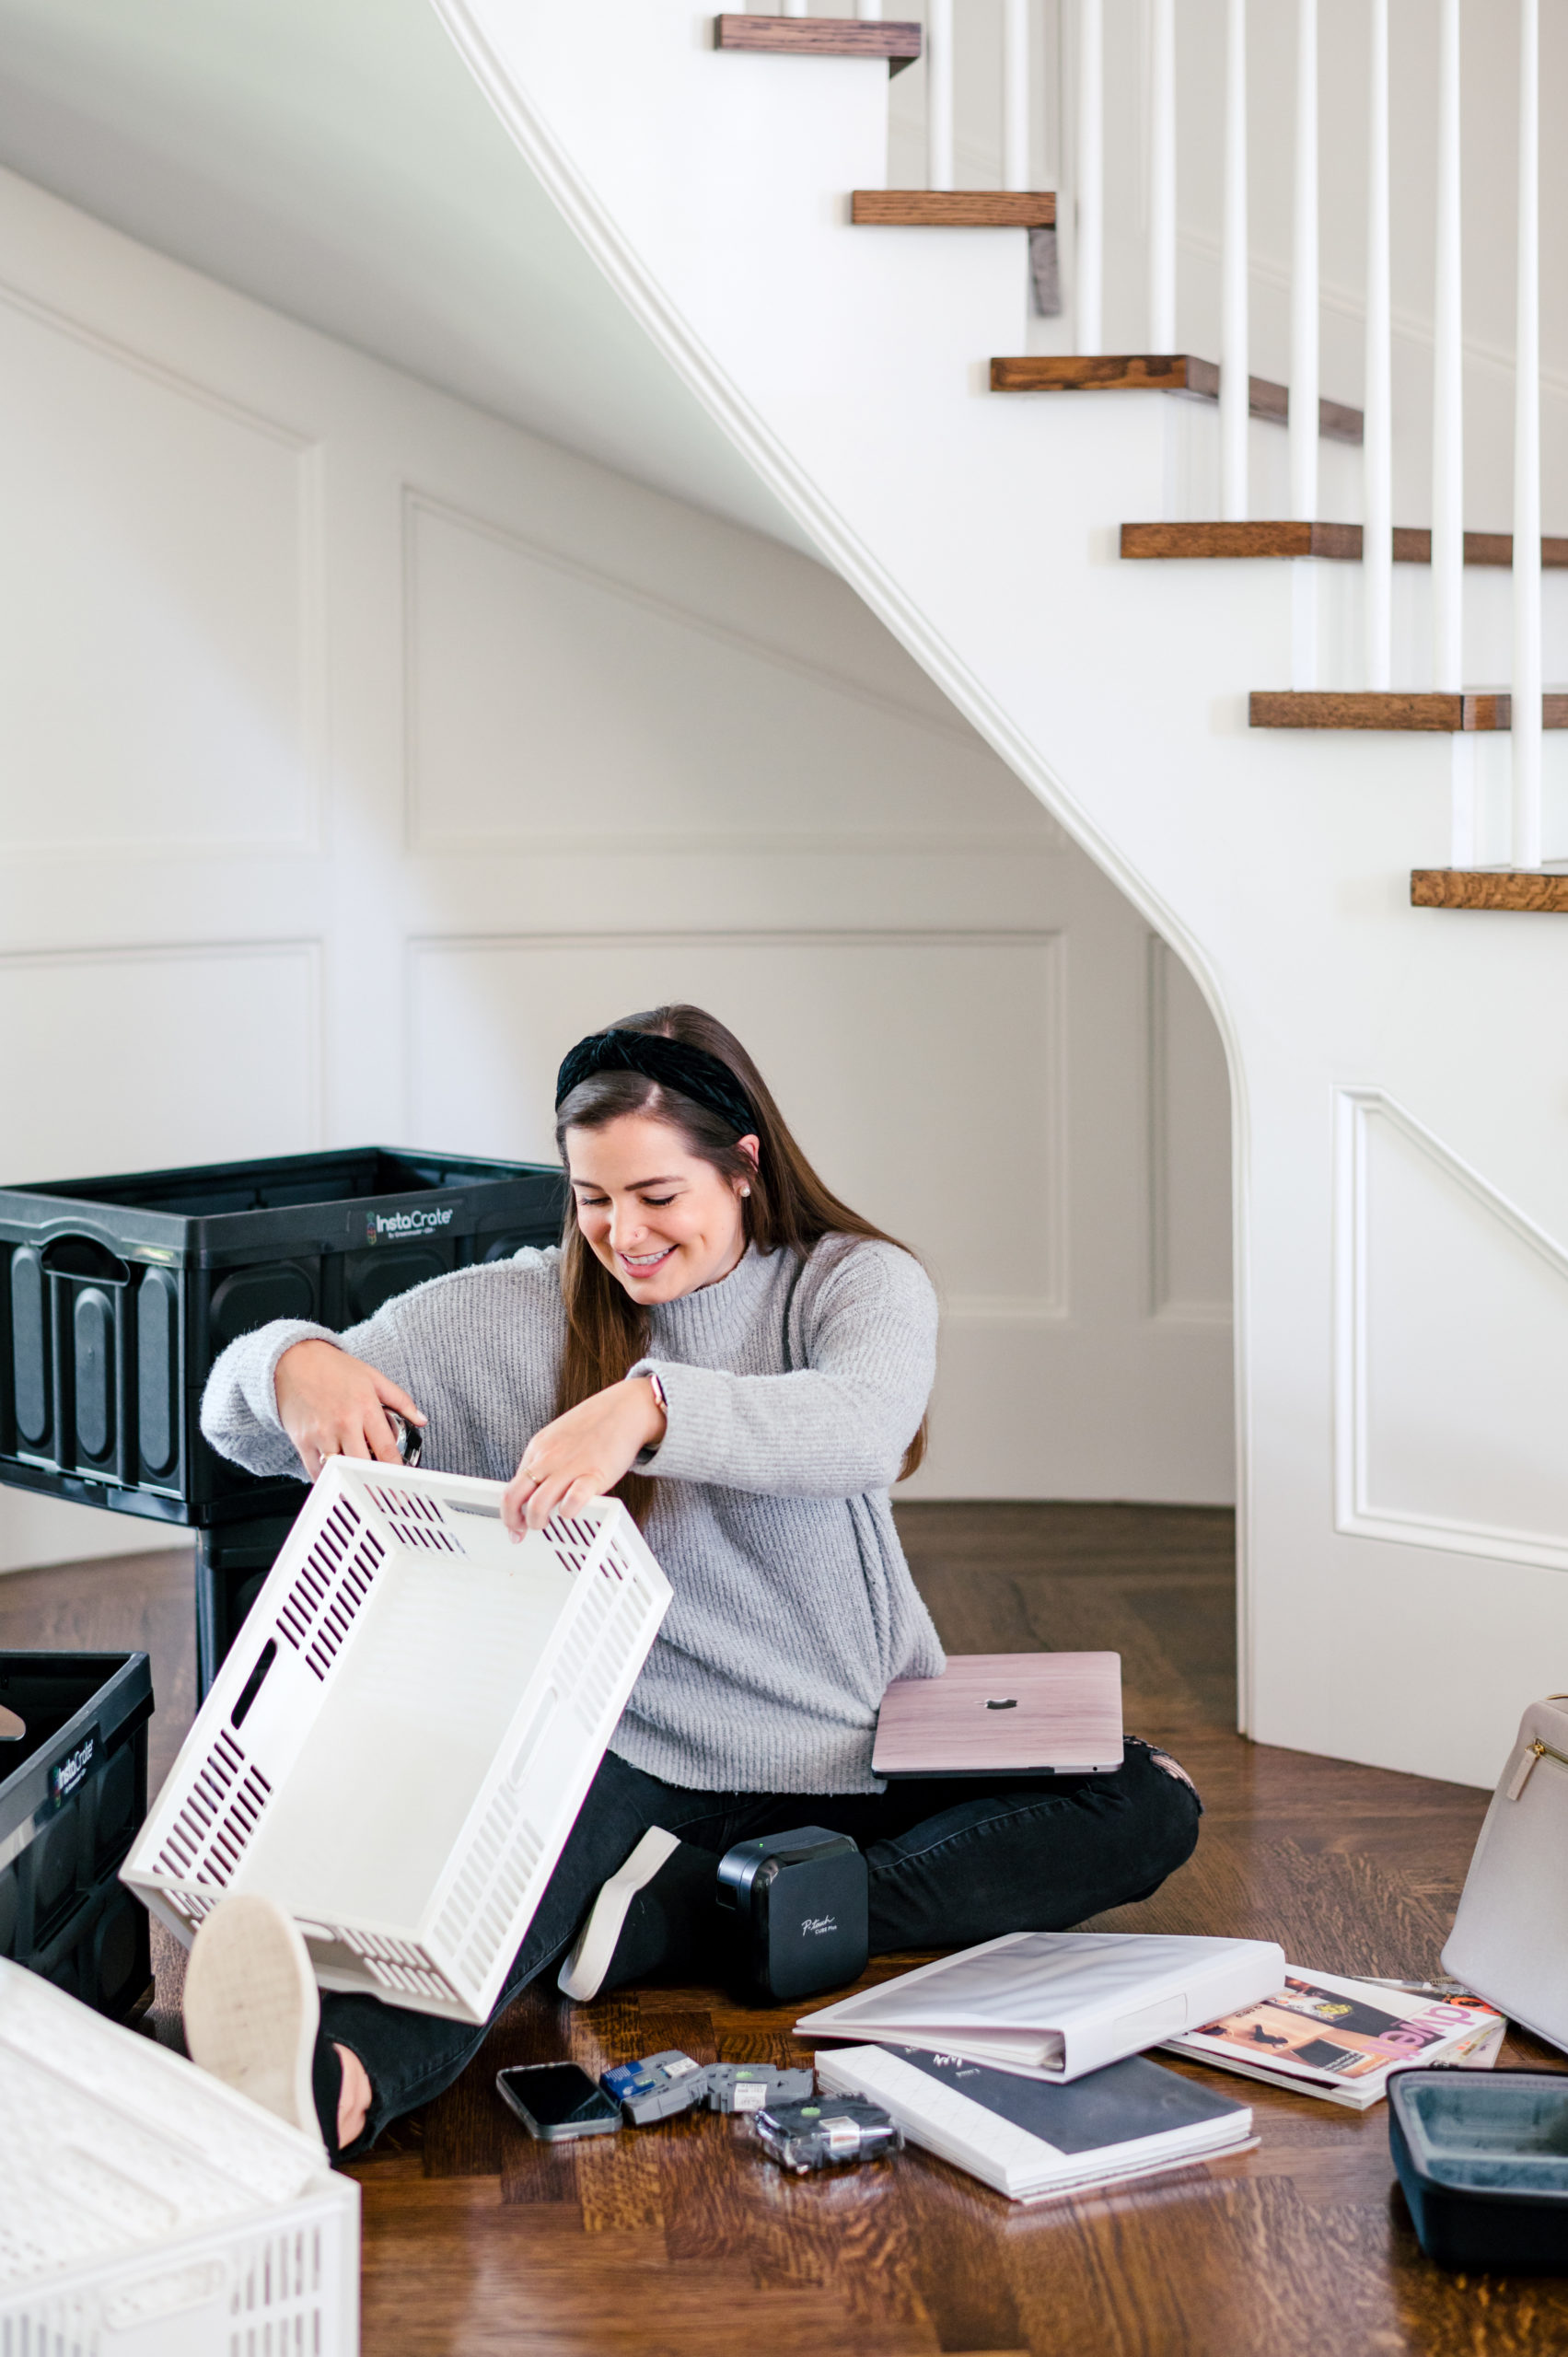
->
[182,1893,324,2152]
[557,1825,683,2002]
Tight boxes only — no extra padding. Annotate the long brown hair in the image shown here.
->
[553,1004,928,1517]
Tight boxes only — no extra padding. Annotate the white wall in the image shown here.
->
[0,166,1233,1572]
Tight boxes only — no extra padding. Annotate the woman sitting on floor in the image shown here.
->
[184,1004,1201,2157]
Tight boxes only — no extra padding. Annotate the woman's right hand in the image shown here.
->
[273,1340,426,1480]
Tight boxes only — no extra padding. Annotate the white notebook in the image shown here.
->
[816,2042,1255,2204]
[796,1931,1287,2084]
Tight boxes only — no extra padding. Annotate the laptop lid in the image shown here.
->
[872,1652,1123,1779]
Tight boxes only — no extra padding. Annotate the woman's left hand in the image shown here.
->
[502,1376,667,1536]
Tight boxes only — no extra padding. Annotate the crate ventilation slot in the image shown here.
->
[366,1484,465,1553]
[543,1513,596,1575]
[384,1520,462,1553]
[558,1577,647,1731]
[366,1486,445,1524]
[304,1921,457,2004]
[155,1729,273,1887]
[229,2225,325,2319]
[364,1957,459,2003]
[274,1500,387,1681]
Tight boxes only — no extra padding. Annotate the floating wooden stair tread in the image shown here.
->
[714,16,921,70]
[1122,521,1568,565]
[991,355,1363,444]
[1250,691,1568,731]
[852,192,1056,226]
[1411,871,1568,911]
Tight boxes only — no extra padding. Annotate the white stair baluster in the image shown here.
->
[1433,0,1470,864]
[1148,0,1177,351]
[1290,0,1319,687]
[1433,0,1463,697]
[926,0,955,192]
[1221,0,1249,521]
[1290,0,1318,526]
[1513,0,1543,867]
[858,1,883,16]
[1077,0,1104,353]
[1003,0,1029,192]
[1364,0,1393,691]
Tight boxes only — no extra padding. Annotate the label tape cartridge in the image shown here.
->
[600,2050,712,2126]
[754,2096,902,2175]
[706,2062,816,2115]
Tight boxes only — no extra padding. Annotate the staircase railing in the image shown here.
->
[743,0,1561,877]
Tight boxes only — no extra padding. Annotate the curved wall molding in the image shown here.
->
[1335,1086,1568,1573]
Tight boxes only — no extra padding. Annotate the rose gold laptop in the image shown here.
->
[872,1653,1123,1779]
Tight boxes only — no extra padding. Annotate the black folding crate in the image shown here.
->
[0,1146,567,1530]
[0,1650,154,2019]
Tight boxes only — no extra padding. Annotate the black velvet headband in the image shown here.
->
[555,1029,758,1139]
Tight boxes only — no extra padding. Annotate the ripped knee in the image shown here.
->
[1145,1746,1201,1805]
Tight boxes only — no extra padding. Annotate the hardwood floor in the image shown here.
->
[6,1506,1564,2354]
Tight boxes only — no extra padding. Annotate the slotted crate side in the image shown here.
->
[0,1961,357,2357]
[424,1504,673,2020]
[123,1485,394,1923]
[262,1492,673,2020]
[125,1469,672,2019]
[0,2182,358,2357]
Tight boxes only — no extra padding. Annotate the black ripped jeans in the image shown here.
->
[322,1736,1201,2153]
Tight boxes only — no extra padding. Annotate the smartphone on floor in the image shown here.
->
[496,2061,621,2142]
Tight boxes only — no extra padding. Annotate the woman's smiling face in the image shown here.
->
[565,1112,758,1304]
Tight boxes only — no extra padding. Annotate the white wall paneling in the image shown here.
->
[0,165,1235,1571]
[0,942,321,1177]
[1335,1087,1568,1573]
[402,492,1051,856]
[0,283,321,854]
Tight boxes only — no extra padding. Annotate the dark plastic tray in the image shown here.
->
[0,1146,565,1529]
[1390,2067,1568,2271]
[0,1651,154,2018]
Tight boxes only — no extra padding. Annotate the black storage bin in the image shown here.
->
[0,1650,154,2018]
[0,1146,566,1532]
[1390,2068,1568,2272]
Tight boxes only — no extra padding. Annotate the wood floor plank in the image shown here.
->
[17,1506,1568,2354]
[910,2189,1029,2351]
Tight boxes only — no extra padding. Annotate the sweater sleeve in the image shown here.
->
[630,1241,935,1499]
[198,1251,563,1480]
[197,1291,442,1479]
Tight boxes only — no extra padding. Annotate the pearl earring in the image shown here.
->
[739,1184,750,1197]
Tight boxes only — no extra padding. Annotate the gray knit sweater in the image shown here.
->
[199,1236,945,1794]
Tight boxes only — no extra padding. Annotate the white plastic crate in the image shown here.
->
[123,1461,673,2024]
[0,1956,358,2357]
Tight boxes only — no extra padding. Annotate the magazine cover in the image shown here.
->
[1164,1970,1504,2107]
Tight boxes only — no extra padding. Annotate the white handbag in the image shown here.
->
[1443,1695,1568,2051]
